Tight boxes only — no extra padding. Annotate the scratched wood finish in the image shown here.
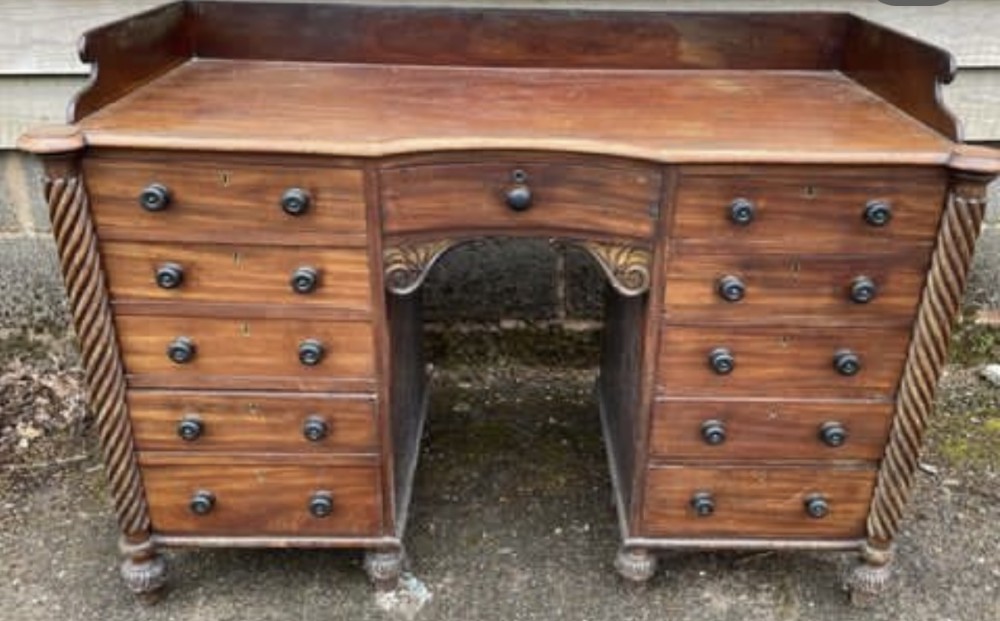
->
[671,167,947,254]
[101,242,371,311]
[115,316,376,391]
[141,462,381,536]
[657,326,911,400]
[83,156,367,246]
[380,161,660,239]
[77,61,952,164]
[662,253,928,326]
[128,391,378,454]
[642,466,876,538]
[650,399,894,462]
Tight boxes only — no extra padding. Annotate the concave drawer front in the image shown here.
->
[380,161,661,238]
[650,399,893,461]
[129,391,378,453]
[663,253,927,325]
[102,242,371,310]
[141,461,381,536]
[657,326,910,399]
[84,158,366,244]
[642,466,875,538]
[116,316,375,391]
[671,167,946,254]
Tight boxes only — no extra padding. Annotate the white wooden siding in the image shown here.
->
[2,0,998,145]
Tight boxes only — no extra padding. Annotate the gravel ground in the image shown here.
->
[1,356,998,620]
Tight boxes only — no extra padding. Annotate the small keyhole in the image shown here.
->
[240,322,251,337]
[233,252,242,266]
[511,169,528,183]
[803,185,817,198]
[778,335,792,348]
[219,171,231,187]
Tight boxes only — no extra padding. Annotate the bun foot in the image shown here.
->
[364,548,405,592]
[615,546,657,583]
[846,542,894,607]
[119,537,167,604]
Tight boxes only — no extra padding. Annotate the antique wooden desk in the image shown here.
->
[19,1,1000,605]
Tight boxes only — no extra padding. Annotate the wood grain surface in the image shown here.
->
[670,167,948,254]
[649,399,893,462]
[77,61,952,164]
[101,241,371,311]
[83,156,367,246]
[115,315,376,391]
[642,465,876,538]
[662,253,928,326]
[141,461,381,536]
[128,390,378,454]
[656,326,911,400]
[380,160,660,239]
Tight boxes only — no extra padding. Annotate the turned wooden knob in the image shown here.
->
[303,416,329,442]
[290,266,320,294]
[309,491,334,518]
[176,415,204,441]
[298,339,325,366]
[850,276,877,304]
[155,263,184,289]
[863,200,892,227]
[167,337,196,364]
[189,490,215,515]
[729,198,755,225]
[708,348,735,375]
[833,350,861,376]
[805,494,829,519]
[281,188,311,216]
[139,183,171,212]
[717,275,746,302]
[819,422,848,447]
[691,492,715,517]
[701,420,727,445]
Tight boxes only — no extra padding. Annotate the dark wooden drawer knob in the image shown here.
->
[819,421,848,447]
[708,348,735,375]
[729,197,755,225]
[849,276,877,304]
[863,200,892,227]
[690,492,715,517]
[700,420,727,445]
[189,490,215,516]
[717,275,746,302]
[298,339,325,366]
[290,266,320,294]
[176,415,204,441]
[505,184,533,212]
[280,188,311,216]
[833,349,861,376]
[804,494,829,519]
[308,491,334,518]
[302,415,329,442]
[139,183,171,212]
[155,262,184,289]
[167,336,196,364]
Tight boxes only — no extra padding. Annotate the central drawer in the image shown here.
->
[116,316,376,391]
[380,160,661,238]
[141,459,382,536]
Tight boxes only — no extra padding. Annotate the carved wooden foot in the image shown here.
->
[364,547,405,592]
[846,542,894,607]
[615,546,658,583]
[119,537,167,604]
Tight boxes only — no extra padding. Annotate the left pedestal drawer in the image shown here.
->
[140,458,382,536]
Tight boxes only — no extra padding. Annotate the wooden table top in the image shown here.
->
[79,59,953,165]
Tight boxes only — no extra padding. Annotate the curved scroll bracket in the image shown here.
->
[573,240,653,297]
[384,239,456,296]
[383,237,653,297]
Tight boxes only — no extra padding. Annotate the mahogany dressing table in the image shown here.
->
[18,1,1000,605]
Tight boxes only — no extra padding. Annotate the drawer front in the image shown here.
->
[663,253,927,325]
[142,462,381,536]
[642,466,875,538]
[650,399,893,461]
[129,391,378,453]
[671,168,946,254]
[381,161,660,238]
[657,326,910,399]
[102,242,372,310]
[84,158,366,244]
[116,316,375,390]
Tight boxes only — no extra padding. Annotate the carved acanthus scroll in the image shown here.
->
[383,237,652,297]
[384,239,455,295]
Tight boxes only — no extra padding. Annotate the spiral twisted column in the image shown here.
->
[850,172,992,604]
[44,168,151,537]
